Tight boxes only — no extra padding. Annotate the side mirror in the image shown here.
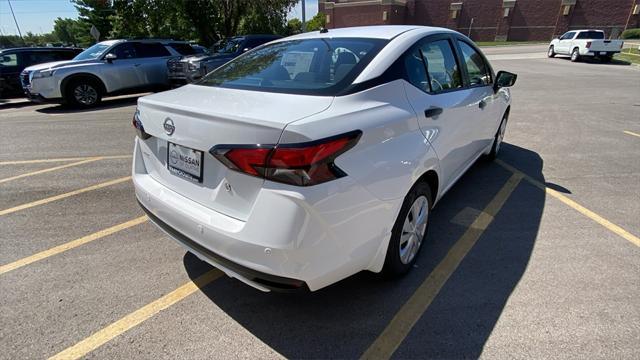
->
[494,71,517,93]
[104,53,117,63]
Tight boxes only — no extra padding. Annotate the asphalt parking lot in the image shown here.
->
[1,45,639,359]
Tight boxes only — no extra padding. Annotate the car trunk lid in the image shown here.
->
[136,84,333,220]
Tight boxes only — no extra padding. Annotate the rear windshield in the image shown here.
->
[576,31,605,39]
[197,38,388,96]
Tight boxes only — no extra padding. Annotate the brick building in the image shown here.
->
[319,0,640,41]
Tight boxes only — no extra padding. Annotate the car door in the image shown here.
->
[102,42,143,91]
[402,35,482,187]
[556,31,576,54]
[133,42,173,86]
[455,39,500,153]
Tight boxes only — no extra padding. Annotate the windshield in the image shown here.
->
[197,38,387,96]
[215,38,244,54]
[73,43,111,60]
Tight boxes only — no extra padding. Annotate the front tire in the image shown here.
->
[382,182,432,276]
[570,48,580,62]
[486,113,508,161]
[64,78,102,108]
[547,45,556,58]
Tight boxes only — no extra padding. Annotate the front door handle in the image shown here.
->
[479,100,487,109]
[424,107,443,118]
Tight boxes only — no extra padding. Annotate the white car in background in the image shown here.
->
[548,29,623,62]
[132,26,517,292]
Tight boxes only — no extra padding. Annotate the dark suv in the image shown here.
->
[167,34,282,86]
[0,47,82,97]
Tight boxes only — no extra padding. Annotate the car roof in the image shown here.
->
[282,25,450,41]
[0,47,80,53]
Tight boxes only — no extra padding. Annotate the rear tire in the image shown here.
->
[570,48,580,62]
[547,45,556,58]
[382,182,432,276]
[64,77,103,108]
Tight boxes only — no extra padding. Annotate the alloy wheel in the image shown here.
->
[399,195,429,264]
[73,84,98,105]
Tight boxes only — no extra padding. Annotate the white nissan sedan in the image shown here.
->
[132,26,516,292]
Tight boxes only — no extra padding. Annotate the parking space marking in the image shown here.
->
[0,158,102,184]
[48,269,223,360]
[496,160,640,247]
[623,130,640,138]
[0,176,131,217]
[0,155,131,166]
[0,216,147,275]
[360,173,522,360]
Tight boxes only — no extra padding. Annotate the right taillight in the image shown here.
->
[210,130,362,186]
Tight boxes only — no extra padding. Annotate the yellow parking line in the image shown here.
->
[0,155,132,165]
[496,160,640,247]
[0,158,102,184]
[49,269,223,360]
[0,216,147,275]
[623,130,640,138]
[0,176,131,217]
[361,173,522,360]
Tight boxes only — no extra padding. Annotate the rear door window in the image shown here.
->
[25,52,60,66]
[0,53,18,67]
[135,42,171,58]
[561,32,576,40]
[457,41,492,86]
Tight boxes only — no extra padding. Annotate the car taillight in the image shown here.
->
[586,41,592,48]
[211,130,362,186]
[132,110,151,140]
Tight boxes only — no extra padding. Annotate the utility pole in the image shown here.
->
[468,17,474,38]
[302,0,307,32]
[7,0,24,43]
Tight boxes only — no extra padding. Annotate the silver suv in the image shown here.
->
[21,39,194,107]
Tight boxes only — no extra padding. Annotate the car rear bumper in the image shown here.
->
[132,138,396,291]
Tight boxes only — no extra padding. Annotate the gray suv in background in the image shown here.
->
[21,39,195,107]
[167,34,282,86]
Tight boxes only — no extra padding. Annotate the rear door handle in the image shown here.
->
[479,100,487,109]
[424,107,443,118]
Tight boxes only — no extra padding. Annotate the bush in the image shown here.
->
[621,28,640,39]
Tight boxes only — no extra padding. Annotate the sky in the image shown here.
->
[0,0,318,36]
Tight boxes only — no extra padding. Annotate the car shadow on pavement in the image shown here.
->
[556,56,631,66]
[184,143,546,359]
[35,95,141,114]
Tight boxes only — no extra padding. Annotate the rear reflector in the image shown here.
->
[211,130,362,186]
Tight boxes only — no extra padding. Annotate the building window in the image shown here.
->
[383,10,388,21]
[451,10,458,19]
[503,7,510,17]
[450,2,462,20]
[563,5,571,15]
[633,4,639,15]
[326,14,331,23]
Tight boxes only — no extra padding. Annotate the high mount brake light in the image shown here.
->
[210,130,362,186]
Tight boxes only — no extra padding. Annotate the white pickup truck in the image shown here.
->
[548,29,623,62]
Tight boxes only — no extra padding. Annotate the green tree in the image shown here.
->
[71,0,115,45]
[54,18,82,46]
[305,12,326,32]
[285,18,303,35]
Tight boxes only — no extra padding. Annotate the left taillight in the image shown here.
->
[132,109,151,140]
[586,41,592,48]
[211,130,362,186]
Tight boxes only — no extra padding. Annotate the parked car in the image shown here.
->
[548,29,623,62]
[21,39,195,107]
[0,47,81,98]
[167,34,282,86]
[132,25,517,292]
